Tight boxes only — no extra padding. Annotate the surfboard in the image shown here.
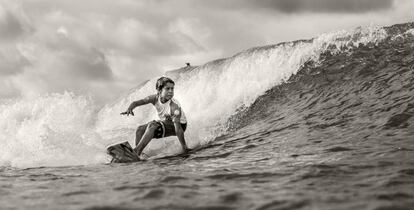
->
[106,141,140,163]
[107,141,201,163]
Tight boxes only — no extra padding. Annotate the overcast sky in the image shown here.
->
[1,0,413,105]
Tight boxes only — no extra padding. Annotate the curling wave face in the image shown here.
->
[95,24,389,155]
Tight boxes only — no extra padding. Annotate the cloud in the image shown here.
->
[253,0,394,13]
[16,21,115,81]
[63,48,113,81]
[168,18,210,53]
[0,8,23,40]
[191,0,394,14]
[0,78,20,99]
[0,46,30,76]
[0,1,32,76]
[0,5,118,104]
[12,28,117,103]
[0,0,32,41]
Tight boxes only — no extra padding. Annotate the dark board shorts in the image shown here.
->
[138,120,187,139]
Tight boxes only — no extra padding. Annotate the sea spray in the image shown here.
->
[0,92,106,167]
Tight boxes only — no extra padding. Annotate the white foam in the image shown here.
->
[0,92,107,168]
[404,28,414,36]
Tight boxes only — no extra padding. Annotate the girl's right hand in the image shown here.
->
[120,109,134,116]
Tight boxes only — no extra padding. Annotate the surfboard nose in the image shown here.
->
[107,141,140,163]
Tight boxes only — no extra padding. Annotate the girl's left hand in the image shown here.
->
[120,109,134,116]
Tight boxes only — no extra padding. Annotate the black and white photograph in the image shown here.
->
[0,0,413,209]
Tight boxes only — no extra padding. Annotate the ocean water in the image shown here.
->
[1,22,414,210]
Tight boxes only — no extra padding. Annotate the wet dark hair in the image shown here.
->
[156,77,175,92]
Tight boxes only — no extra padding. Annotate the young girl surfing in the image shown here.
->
[120,77,190,160]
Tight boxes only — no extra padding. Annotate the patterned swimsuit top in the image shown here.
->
[151,95,187,124]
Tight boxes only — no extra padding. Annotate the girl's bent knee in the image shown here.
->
[146,121,159,131]
[137,125,146,133]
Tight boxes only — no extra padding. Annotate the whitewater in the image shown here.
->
[0,22,413,210]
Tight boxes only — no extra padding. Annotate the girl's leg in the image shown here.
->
[135,124,147,146]
[134,121,158,156]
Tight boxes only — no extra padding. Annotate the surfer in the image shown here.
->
[120,77,189,159]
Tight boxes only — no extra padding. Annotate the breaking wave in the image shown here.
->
[1,22,413,168]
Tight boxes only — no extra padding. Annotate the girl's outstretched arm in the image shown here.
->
[121,94,157,116]
[174,121,189,153]
[172,106,189,153]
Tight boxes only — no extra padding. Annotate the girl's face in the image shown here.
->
[160,82,174,100]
